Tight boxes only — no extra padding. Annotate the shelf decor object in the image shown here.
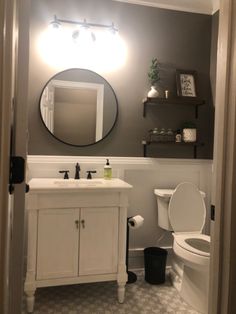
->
[147,86,159,98]
[147,58,161,98]
[182,122,197,143]
[176,69,198,98]
[148,128,175,143]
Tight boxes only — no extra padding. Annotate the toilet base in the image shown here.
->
[170,262,209,314]
[181,265,209,313]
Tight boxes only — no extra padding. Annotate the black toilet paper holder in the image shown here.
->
[126,216,137,284]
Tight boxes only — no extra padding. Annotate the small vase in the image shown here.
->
[147,86,159,98]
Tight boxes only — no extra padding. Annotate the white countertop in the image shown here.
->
[28,178,133,192]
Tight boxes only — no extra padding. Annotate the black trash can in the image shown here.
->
[144,247,167,284]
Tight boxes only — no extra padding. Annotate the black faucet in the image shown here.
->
[86,170,97,179]
[75,163,80,179]
[59,170,69,179]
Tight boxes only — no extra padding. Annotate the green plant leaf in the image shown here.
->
[148,58,161,85]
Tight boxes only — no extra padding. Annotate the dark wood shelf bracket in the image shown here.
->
[143,143,147,157]
[195,105,198,119]
[143,102,147,117]
[194,144,197,158]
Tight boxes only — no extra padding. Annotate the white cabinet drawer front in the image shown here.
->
[79,207,119,275]
[28,192,121,210]
[37,208,80,280]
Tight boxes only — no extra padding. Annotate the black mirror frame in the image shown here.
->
[39,68,119,147]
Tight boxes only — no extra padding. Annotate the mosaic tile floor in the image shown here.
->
[22,271,199,314]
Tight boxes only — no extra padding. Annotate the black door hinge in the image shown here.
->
[211,205,215,221]
[9,156,25,194]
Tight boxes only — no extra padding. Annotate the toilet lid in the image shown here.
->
[169,182,206,233]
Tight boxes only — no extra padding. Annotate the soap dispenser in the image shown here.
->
[104,159,112,180]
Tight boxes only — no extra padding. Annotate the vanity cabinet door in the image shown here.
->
[79,207,118,276]
[36,208,80,280]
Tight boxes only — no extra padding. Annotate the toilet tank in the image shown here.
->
[154,188,206,231]
[154,189,174,231]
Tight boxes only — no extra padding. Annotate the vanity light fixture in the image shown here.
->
[50,15,118,42]
[39,15,126,70]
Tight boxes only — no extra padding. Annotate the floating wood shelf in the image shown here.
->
[142,97,205,118]
[142,141,204,158]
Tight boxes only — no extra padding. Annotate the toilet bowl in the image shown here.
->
[173,234,210,269]
[154,182,210,314]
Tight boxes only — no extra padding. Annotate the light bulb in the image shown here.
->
[72,24,96,45]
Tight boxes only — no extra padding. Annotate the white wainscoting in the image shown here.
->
[27,155,213,269]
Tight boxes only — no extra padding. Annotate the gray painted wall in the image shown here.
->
[28,0,214,158]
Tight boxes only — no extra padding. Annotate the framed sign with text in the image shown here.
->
[176,70,197,97]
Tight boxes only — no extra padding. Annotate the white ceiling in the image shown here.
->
[112,0,220,15]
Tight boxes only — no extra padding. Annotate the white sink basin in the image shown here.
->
[54,179,104,187]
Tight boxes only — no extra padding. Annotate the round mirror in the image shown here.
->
[39,68,118,146]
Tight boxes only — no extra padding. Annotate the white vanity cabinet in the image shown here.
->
[37,207,118,280]
[24,178,132,313]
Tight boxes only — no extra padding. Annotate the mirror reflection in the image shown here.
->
[40,68,118,146]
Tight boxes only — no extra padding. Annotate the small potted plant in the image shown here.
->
[182,121,197,142]
[147,58,161,98]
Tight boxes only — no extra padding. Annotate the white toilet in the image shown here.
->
[154,182,210,314]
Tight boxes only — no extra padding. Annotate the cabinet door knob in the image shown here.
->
[75,220,79,229]
[81,219,85,228]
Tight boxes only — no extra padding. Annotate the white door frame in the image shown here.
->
[0,0,30,313]
[0,0,15,312]
[9,0,30,313]
[209,0,236,313]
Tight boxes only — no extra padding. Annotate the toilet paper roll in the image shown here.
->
[128,215,144,229]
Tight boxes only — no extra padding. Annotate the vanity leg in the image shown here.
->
[25,289,36,313]
[117,282,126,303]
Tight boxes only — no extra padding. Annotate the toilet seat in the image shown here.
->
[174,233,210,257]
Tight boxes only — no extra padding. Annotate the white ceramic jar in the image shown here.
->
[183,128,197,142]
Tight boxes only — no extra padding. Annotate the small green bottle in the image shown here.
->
[104,159,112,179]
